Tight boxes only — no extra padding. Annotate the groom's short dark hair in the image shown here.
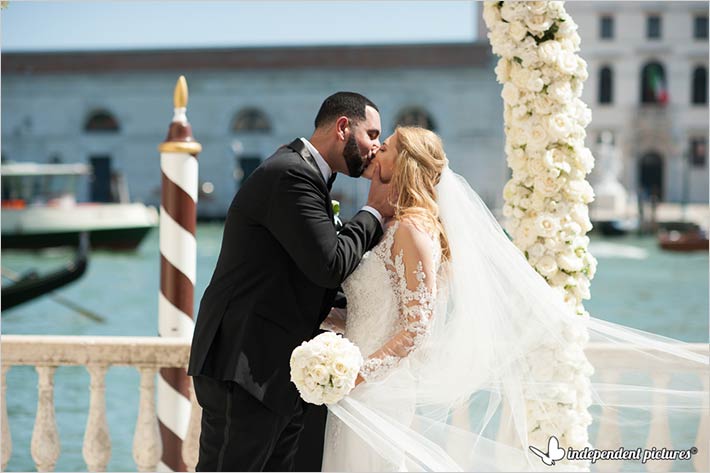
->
[314,92,378,129]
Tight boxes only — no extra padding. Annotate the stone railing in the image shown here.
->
[1,336,707,472]
[1,336,199,472]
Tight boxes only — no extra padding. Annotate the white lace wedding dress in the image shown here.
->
[322,218,443,472]
[319,168,708,472]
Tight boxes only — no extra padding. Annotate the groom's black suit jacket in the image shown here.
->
[188,138,382,415]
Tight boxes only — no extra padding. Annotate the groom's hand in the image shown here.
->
[366,163,395,218]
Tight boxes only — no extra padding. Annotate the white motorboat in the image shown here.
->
[1,162,158,250]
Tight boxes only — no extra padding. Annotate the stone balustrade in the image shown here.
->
[1,336,707,472]
[1,336,199,472]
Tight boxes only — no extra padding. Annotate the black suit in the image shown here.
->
[188,139,382,471]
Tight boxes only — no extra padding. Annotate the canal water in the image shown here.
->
[2,224,708,471]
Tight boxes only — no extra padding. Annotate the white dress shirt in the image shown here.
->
[300,138,383,227]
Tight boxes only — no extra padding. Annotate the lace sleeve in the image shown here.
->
[359,220,439,383]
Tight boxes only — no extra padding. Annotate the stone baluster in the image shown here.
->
[83,364,111,471]
[182,378,202,472]
[595,370,622,473]
[31,366,60,472]
[693,375,709,472]
[645,373,672,473]
[2,366,12,471]
[133,367,162,471]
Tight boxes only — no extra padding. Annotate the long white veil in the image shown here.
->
[327,167,708,471]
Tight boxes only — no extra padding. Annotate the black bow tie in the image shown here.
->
[327,172,337,191]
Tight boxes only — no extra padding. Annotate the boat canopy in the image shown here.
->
[1,163,91,176]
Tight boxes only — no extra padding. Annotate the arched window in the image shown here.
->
[640,62,668,104]
[84,110,120,132]
[692,66,707,104]
[394,107,436,131]
[599,66,613,104]
[638,152,664,200]
[231,108,272,133]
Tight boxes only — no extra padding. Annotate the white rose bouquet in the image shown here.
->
[290,332,363,405]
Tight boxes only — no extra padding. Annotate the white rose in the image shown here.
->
[526,75,545,93]
[506,148,527,174]
[527,151,550,175]
[535,254,558,277]
[557,249,584,272]
[547,113,573,141]
[495,58,511,83]
[311,364,330,384]
[519,37,541,68]
[534,214,560,238]
[570,203,592,232]
[527,123,550,151]
[501,82,521,106]
[512,104,529,120]
[566,180,594,204]
[576,146,595,174]
[530,193,546,212]
[514,217,539,249]
[573,277,591,300]
[482,3,501,28]
[575,57,589,80]
[548,81,573,103]
[535,172,564,197]
[528,242,546,260]
[548,1,565,17]
[550,270,575,288]
[537,40,562,65]
[526,1,549,16]
[583,252,597,278]
[557,50,579,75]
[503,203,514,218]
[570,78,583,98]
[531,95,555,116]
[509,21,528,42]
[500,1,526,22]
[557,13,579,39]
[563,220,582,237]
[510,65,530,89]
[525,14,554,33]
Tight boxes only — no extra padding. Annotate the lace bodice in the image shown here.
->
[340,218,442,383]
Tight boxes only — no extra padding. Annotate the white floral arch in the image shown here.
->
[483,1,597,468]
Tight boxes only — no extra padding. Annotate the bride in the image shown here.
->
[319,126,709,472]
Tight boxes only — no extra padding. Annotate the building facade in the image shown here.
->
[3,2,707,221]
[1,43,507,219]
[565,1,709,204]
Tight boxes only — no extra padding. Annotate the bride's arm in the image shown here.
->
[320,307,347,334]
[357,220,437,384]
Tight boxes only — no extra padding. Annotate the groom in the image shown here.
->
[188,92,392,471]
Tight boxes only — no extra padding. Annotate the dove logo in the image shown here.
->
[529,435,566,466]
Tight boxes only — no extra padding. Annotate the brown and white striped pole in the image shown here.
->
[157,76,201,472]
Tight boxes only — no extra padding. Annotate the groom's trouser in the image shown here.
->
[194,375,305,472]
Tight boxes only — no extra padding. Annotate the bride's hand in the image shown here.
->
[366,163,395,219]
[354,373,365,387]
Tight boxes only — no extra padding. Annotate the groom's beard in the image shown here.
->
[343,135,367,178]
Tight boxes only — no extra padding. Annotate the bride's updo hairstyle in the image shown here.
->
[391,126,450,261]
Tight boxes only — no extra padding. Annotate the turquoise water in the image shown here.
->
[2,225,708,471]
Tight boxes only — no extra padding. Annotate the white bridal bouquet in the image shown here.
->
[290,332,363,405]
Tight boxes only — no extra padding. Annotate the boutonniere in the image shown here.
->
[332,200,343,231]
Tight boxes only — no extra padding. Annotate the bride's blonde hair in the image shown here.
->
[391,126,450,261]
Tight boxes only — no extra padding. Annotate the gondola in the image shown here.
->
[2,234,89,311]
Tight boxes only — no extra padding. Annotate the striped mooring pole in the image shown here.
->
[157,76,201,471]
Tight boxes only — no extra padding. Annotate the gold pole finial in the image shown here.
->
[174,76,188,108]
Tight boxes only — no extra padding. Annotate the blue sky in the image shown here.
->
[1,1,478,51]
